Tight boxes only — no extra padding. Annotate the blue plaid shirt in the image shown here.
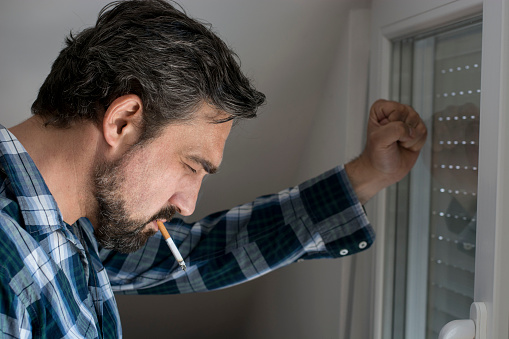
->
[0,124,375,338]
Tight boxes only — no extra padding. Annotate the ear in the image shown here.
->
[102,94,143,156]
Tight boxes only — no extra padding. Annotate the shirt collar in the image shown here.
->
[0,124,65,236]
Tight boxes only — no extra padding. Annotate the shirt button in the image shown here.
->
[359,241,367,249]
[340,249,349,256]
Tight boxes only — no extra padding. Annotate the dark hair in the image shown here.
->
[31,0,265,141]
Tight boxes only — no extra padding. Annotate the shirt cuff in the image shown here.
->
[298,165,376,258]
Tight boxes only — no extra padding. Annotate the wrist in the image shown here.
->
[344,155,392,205]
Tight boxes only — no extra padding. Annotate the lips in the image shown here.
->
[149,219,167,232]
[149,220,159,232]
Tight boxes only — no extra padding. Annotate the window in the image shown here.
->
[384,18,482,339]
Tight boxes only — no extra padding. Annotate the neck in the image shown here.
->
[9,116,102,225]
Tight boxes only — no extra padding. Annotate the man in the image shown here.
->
[0,0,427,337]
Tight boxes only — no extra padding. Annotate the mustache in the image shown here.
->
[149,205,179,224]
[119,205,179,238]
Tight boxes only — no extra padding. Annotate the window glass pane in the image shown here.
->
[426,23,481,338]
[386,20,482,339]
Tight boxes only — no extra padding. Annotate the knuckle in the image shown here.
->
[374,98,388,105]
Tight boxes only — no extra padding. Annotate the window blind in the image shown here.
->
[426,23,481,338]
[385,20,482,339]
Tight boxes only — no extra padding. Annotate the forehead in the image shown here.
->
[180,103,233,139]
[193,102,233,124]
[156,105,233,162]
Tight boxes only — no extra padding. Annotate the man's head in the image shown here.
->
[31,0,265,253]
[31,0,265,143]
[93,100,233,253]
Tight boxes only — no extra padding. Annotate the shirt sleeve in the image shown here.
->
[100,165,375,295]
[0,269,33,339]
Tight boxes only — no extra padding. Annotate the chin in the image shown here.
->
[96,227,158,254]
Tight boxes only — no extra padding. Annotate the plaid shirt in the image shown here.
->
[0,124,375,338]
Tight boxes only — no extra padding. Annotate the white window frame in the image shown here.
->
[367,1,509,338]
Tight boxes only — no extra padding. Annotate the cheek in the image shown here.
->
[124,163,182,212]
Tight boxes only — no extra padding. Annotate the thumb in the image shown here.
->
[368,120,414,149]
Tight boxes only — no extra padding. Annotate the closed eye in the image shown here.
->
[184,163,197,174]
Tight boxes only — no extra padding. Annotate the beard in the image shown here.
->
[92,148,177,254]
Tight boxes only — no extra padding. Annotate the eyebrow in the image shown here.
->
[187,155,219,174]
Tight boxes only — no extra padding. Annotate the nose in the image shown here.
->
[168,177,202,216]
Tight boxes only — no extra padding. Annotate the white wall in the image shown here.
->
[0,1,373,338]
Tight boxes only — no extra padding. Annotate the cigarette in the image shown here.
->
[157,220,187,271]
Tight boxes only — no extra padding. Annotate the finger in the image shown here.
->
[400,122,428,152]
[403,105,422,129]
[370,99,397,125]
[379,102,426,141]
[370,119,427,153]
[370,99,411,126]
[369,121,414,148]
[369,99,427,151]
